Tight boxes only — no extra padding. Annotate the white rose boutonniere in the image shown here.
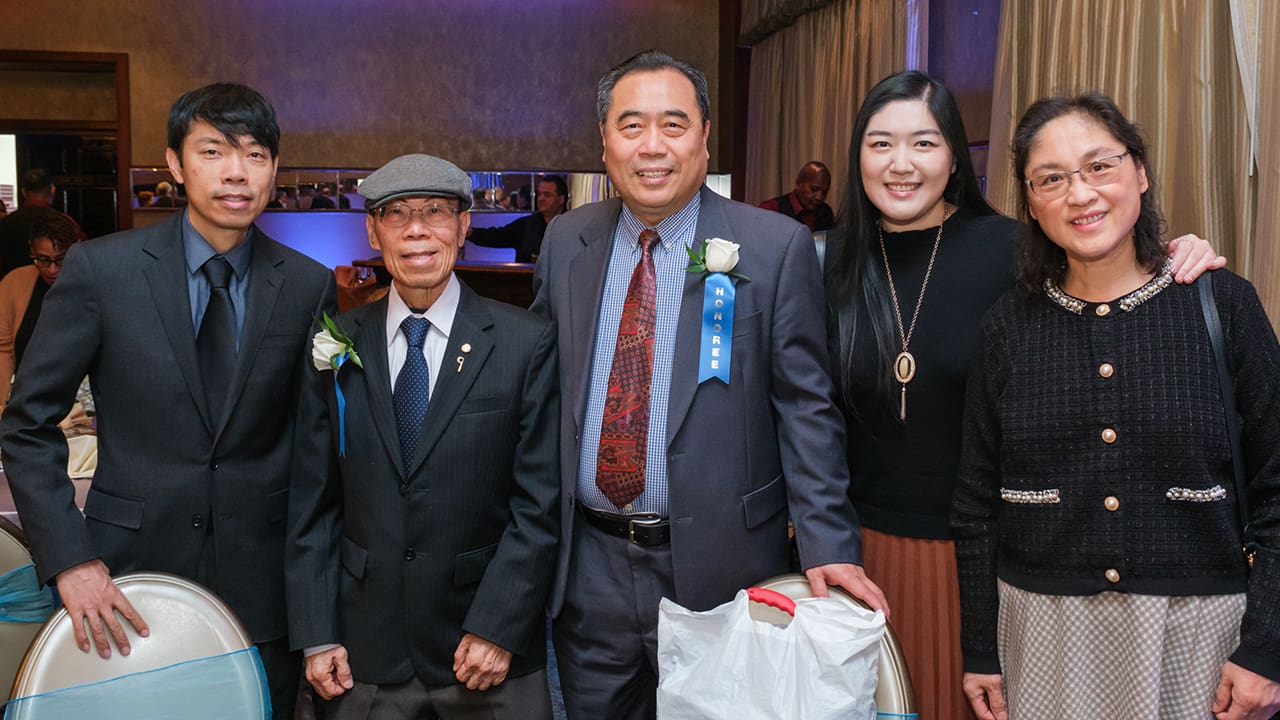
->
[311,312,362,456]
[686,237,749,281]
[312,312,363,372]
[685,238,748,385]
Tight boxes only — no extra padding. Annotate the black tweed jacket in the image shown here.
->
[952,269,1280,681]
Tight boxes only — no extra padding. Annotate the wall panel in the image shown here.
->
[0,0,722,171]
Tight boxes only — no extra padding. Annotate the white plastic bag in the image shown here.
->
[657,588,884,720]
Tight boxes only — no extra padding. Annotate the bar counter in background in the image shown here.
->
[134,208,538,309]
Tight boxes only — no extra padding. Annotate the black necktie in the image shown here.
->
[394,316,432,469]
[197,256,236,421]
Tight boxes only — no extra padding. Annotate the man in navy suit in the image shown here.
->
[531,50,888,718]
[0,83,336,718]
[288,154,559,719]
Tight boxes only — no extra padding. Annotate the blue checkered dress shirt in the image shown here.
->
[577,192,702,516]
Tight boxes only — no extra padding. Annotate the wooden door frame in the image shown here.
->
[0,50,131,232]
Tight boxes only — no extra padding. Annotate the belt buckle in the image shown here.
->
[627,515,663,544]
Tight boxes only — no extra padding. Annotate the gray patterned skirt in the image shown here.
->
[996,580,1245,719]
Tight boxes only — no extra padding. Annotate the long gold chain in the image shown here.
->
[878,205,950,421]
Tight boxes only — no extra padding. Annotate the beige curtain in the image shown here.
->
[986,1,1252,285]
[743,0,907,212]
[1233,0,1280,321]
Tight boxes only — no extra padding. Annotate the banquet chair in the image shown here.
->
[755,573,917,718]
[7,572,269,719]
[0,517,47,701]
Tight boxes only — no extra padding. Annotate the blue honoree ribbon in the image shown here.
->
[4,646,270,719]
[697,273,735,384]
[333,353,351,457]
[0,563,54,623]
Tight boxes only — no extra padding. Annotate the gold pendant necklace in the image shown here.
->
[879,206,949,421]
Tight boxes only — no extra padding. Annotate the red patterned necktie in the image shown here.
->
[596,229,661,508]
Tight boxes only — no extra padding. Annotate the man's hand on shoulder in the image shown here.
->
[804,562,890,619]
[54,559,149,658]
[453,632,512,691]
[304,645,354,700]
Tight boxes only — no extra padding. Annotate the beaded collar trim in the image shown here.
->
[1044,260,1174,315]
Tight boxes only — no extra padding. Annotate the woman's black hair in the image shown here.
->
[827,70,996,415]
[1011,92,1165,296]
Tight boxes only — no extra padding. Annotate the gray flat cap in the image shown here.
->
[359,153,472,210]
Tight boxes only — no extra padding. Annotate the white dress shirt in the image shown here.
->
[385,276,460,392]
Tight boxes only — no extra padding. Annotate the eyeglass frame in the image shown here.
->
[369,198,463,229]
[1023,150,1132,199]
[30,253,68,268]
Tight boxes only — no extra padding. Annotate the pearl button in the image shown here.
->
[1101,428,1117,444]
[1105,568,1120,583]
[1096,304,1111,317]
[1098,363,1114,378]
[1104,496,1120,511]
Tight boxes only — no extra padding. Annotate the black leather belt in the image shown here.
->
[578,504,670,546]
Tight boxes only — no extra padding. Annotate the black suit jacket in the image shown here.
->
[287,283,560,685]
[0,212,337,642]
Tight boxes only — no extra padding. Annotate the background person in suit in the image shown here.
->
[530,50,887,718]
[467,175,568,262]
[288,154,559,719]
[0,83,337,719]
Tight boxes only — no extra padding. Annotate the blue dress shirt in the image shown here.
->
[182,211,252,349]
[577,192,701,516]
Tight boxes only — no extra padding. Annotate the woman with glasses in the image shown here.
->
[825,71,1223,720]
[0,208,76,409]
[953,92,1280,720]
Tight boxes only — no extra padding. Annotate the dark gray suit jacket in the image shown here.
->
[532,186,863,616]
[0,212,337,642]
[286,283,560,685]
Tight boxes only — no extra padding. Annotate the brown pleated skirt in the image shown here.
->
[862,526,975,720]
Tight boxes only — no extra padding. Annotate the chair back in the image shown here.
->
[754,573,917,717]
[0,517,42,702]
[7,572,268,719]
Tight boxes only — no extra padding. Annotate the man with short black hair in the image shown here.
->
[468,175,568,262]
[0,82,336,718]
[533,50,885,718]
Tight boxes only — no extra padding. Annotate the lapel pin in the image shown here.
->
[456,343,471,373]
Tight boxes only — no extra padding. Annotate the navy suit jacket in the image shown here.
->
[532,186,863,616]
[0,211,336,642]
[287,283,560,685]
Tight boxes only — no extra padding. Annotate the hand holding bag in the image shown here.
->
[657,587,885,720]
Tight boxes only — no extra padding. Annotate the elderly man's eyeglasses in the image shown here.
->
[372,201,460,229]
[30,254,67,268]
[1025,151,1131,200]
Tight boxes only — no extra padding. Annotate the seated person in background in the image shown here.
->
[0,169,88,278]
[467,175,568,262]
[265,189,288,209]
[758,160,835,232]
[153,181,181,207]
[311,185,337,209]
[0,209,76,409]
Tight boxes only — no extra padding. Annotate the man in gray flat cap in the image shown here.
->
[287,153,560,719]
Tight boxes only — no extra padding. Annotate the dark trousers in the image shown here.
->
[552,520,676,720]
[323,669,552,720]
[258,636,302,720]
